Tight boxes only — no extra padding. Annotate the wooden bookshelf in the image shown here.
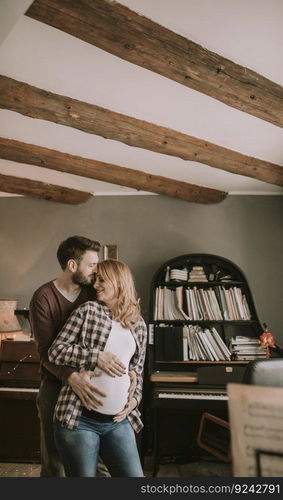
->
[148,253,263,366]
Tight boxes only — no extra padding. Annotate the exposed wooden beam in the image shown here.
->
[0,76,282,187]
[0,138,226,204]
[0,172,92,204]
[26,0,283,128]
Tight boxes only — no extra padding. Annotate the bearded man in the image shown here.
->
[30,236,108,476]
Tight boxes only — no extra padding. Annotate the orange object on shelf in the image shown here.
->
[258,323,276,359]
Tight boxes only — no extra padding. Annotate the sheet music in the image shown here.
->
[228,383,283,477]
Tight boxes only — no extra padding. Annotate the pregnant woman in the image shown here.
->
[48,259,147,477]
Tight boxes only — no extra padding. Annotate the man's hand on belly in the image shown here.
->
[67,370,107,410]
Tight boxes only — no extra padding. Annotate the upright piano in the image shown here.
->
[151,363,249,407]
[144,364,246,475]
[0,339,40,462]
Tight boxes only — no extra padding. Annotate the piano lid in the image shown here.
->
[0,339,39,362]
[197,365,246,385]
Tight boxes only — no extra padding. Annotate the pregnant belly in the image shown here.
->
[92,372,130,414]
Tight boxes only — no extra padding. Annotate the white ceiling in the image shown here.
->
[0,0,283,200]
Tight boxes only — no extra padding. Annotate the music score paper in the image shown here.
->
[228,383,283,477]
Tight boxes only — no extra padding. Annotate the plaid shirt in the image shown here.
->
[48,301,147,433]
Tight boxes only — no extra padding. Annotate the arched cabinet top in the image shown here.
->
[151,253,248,284]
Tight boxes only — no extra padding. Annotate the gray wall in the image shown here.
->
[0,195,282,343]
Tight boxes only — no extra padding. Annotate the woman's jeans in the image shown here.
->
[54,416,144,477]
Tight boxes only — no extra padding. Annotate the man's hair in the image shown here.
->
[57,235,100,270]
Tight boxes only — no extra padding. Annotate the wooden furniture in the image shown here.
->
[197,412,231,463]
[143,253,264,475]
[0,339,40,462]
[0,340,40,388]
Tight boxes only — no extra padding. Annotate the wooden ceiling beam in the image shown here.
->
[0,76,282,187]
[26,0,283,128]
[0,171,92,204]
[0,138,227,204]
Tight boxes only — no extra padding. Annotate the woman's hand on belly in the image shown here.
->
[98,351,126,377]
[113,397,137,423]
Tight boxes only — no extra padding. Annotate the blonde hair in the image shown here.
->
[96,259,141,328]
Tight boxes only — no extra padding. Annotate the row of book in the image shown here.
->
[154,325,232,361]
[229,336,267,360]
[219,287,251,320]
[164,265,234,283]
[154,285,251,321]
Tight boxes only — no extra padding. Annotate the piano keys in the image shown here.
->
[0,386,38,399]
[152,385,228,410]
[155,391,228,401]
[0,387,38,393]
[150,370,228,409]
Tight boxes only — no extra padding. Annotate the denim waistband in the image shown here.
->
[81,408,115,422]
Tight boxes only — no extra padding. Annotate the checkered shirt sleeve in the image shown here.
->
[129,319,147,406]
[48,301,109,370]
[127,319,147,433]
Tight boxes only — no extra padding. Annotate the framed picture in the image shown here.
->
[103,244,118,260]
[255,449,283,477]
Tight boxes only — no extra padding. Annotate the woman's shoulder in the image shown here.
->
[76,300,105,315]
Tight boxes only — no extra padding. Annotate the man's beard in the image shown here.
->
[72,270,93,287]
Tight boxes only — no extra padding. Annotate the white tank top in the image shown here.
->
[93,320,136,414]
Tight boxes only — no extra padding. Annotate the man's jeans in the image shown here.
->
[37,379,65,477]
[37,379,109,477]
[54,415,144,477]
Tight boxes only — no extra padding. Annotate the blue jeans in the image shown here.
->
[54,416,144,477]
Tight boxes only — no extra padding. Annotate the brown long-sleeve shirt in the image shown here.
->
[29,281,96,385]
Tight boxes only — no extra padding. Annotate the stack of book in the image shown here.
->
[229,336,267,360]
[170,268,188,281]
[219,274,233,282]
[188,266,208,282]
